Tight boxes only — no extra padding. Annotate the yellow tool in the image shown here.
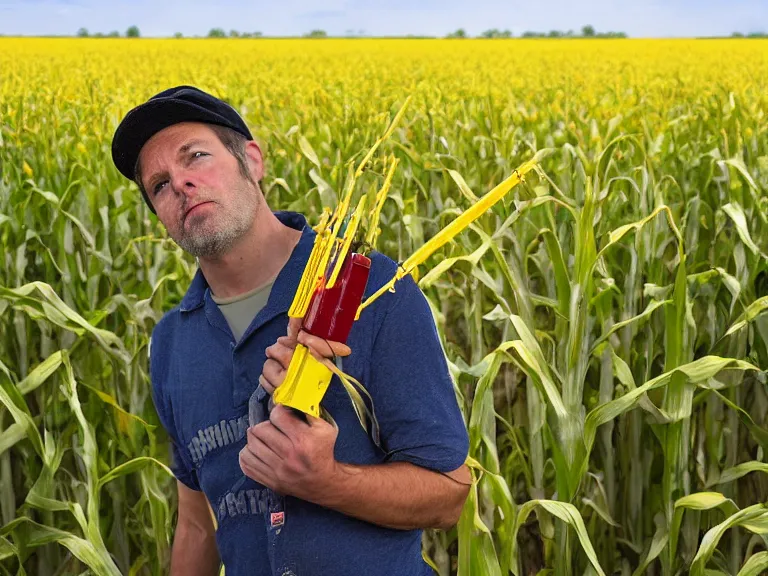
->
[274,97,543,429]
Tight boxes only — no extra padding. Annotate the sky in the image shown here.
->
[0,0,765,38]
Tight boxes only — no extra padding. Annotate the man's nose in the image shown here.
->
[170,170,196,197]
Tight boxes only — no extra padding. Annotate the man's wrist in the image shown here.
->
[314,461,359,509]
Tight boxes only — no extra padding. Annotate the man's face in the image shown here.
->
[137,122,262,258]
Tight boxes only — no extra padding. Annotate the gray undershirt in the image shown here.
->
[211,277,277,342]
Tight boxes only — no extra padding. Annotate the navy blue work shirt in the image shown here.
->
[149,211,469,576]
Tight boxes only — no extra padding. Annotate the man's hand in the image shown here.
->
[259,317,351,395]
[242,317,469,531]
[239,404,341,501]
[259,335,297,395]
[243,316,352,498]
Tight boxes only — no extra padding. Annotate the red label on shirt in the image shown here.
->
[271,512,285,527]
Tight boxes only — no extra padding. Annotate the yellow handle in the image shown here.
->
[272,344,333,417]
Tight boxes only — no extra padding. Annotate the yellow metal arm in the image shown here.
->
[272,344,333,417]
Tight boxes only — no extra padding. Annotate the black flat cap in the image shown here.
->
[111,85,253,210]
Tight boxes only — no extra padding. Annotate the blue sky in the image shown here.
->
[0,0,765,38]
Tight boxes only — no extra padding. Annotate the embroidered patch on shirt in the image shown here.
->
[271,511,285,527]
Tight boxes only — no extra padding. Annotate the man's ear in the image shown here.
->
[244,140,264,182]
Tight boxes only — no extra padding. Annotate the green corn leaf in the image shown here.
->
[421,549,441,574]
[675,492,738,511]
[722,202,764,257]
[418,238,492,288]
[724,295,768,337]
[0,534,20,562]
[690,504,768,576]
[540,228,571,317]
[15,351,63,395]
[708,388,768,452]
[0,282,129,362]
[670,492,739,563]
[597,205,683,271]
[584,356,758,453]
[736,551,768,576]
[513,500,605,576]
[632,515,668,576]
[498,338,567,420]
[608,347,672,423]
[0,424,26,457]
[0,517,120,576]
[590,299,670,353]
[98,457,173,490]
[78,381,155,433]
[582,497,620,527]
[493,195,578,240]
[448,169,480,203]
[298,134,321,169]
[457,474,501,576]
[715,461,768,485]
[0,383,44,461]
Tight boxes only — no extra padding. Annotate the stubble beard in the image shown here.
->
[173,180,260,258]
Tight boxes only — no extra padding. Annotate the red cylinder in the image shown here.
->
[301,252,371,344]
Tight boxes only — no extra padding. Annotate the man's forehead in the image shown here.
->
[139,122,216,163]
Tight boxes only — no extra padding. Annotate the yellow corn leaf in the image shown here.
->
[365,157,399,249]
[355,96,412,177]
[288,229,331,317]
[323,357,380,447]
[356,155,539,317]
[327,195,367,289]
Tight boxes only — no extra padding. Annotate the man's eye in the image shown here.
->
[153,181,168,194]
[192,151,208,159]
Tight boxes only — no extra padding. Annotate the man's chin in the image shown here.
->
[178,230,238,259]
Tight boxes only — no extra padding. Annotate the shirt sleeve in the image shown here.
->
[149,332,202,491]
[367,274,469,473]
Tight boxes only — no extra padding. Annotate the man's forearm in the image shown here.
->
[315,461,470,531]
[170,519,221,576]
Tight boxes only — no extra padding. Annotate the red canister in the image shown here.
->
[301,252,371,344]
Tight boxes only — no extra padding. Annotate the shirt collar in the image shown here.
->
[179,211,314,313]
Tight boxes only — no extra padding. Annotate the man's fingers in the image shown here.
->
[304,412,333,429]
[276,336,296,349]
[250,422,293,455]
[239,447,275,487]
[287,317,302,341]
[246,428,280,463]
[265,340,295,369]
[259,374,277,395]
[270,404,310,434]
[262,358,286,390]
[239,443,269,472]
[297,331,351,359]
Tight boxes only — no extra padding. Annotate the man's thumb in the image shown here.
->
[287,317,302,341]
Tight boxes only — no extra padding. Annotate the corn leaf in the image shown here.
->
[690,504,768,576]
[514,500,605,576]
[736,551,768,576]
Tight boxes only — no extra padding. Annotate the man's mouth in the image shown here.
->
[184,201,214,221]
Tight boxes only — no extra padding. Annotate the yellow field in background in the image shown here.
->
[2,38,768,575]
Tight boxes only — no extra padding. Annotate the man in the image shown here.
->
[111,86,471,576]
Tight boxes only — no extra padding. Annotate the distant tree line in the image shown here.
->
[70,25,634,39]
[205,28,263,38]
[76,25,140,38]
[731,31,768,38]
[73,26,266,39]
[447,25,627,39]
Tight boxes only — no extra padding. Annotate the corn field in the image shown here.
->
[1,38,768,575]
